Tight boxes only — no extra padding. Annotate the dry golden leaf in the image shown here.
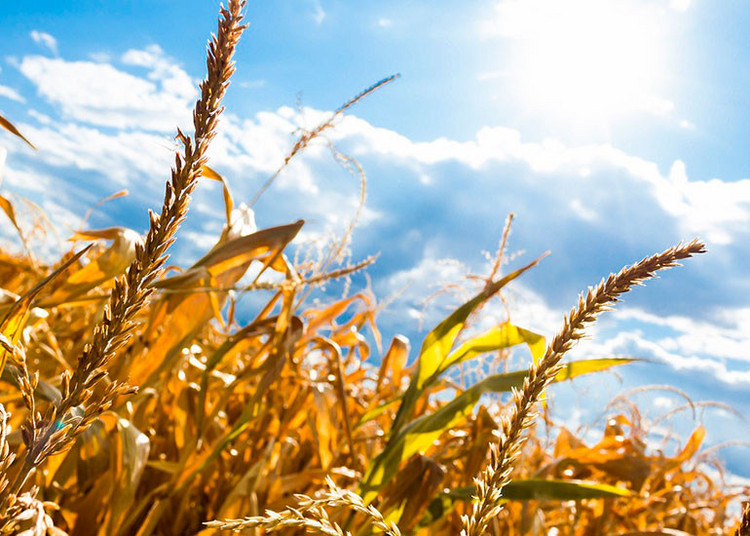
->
[0,112,36,149]
[0,246,88,375]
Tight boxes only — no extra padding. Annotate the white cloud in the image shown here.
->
[330,117,750,245]
[30,30,58,55]
[18,119,175,188]
[613,308,750,364]
[0,85,24,103]
[502,284,563,337]
[27,110,51,125]
[20,47,195,131]
[121,45,195,101]
[658,161,750,245]
[3,164,54,194]
[553,302,750,391]
[376,254,472,331]
[10,41,750,263]
[377,18,393,28]
[89,52,113,63]
[375,247,750,392]
[581,330,750,387]
[375,250,563,340]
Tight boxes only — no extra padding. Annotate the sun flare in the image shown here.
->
[495,0,668,123]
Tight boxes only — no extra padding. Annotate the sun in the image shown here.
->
[497,0,667,124]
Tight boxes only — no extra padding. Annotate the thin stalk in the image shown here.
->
[461,239,706,536]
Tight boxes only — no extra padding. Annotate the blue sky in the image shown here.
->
[0,1,749,477]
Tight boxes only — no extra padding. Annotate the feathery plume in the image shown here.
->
[462,239,706,536]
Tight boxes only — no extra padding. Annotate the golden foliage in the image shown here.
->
[0,2,745,536]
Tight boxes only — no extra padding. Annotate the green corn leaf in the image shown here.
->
[390,255,546,437]
[360,358,634,501]
[440,322,546,378]
[421,479,631,527]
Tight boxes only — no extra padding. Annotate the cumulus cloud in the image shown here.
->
[29,30,58,55]
[13,44,750,284]
[327,116,750,246]
[580,329,750,388]
[17,121,175,188]
[19,47,195,131]
[614,308,750,364]
[120,45,195,101]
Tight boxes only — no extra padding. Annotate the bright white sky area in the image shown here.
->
[0,1,748,477]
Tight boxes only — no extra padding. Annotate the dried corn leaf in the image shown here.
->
[0,246,88,375]
[0,112,35,149]
[44,227,141,305]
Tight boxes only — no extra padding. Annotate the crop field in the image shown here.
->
[0,2,747,535]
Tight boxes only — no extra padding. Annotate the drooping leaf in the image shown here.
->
[376,335,410,392]
[442,322,546,374]
[43,227,142,306]
[360,358,634,501]
[0,246,89,375]
[108,417,151,535]
[190,219,303,276]
[303,293,374,335]
[129,221,303,386]
[201,165,234,228]
[0,113,36,149]
[390,255,545,436]
[0,194,24,243]
[421,479,631,527]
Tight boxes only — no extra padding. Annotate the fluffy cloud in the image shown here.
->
[18,121,175,187]
[331,115,750,246]
[12,44,749,293]
[19,46,195,131]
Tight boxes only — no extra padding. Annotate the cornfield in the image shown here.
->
[0,2,746,535]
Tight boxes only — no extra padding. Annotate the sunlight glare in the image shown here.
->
[500,0,666,123]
